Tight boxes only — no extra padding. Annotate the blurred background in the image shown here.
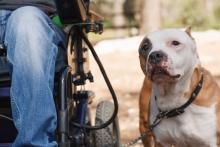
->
[87,0,220,146]
[90,0,220,39]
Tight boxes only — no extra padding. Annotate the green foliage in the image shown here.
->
[103,18,113,28]
[95,0,220,31]
[178,0,207,27]
[162,0,220,30]
[213,5,220,29]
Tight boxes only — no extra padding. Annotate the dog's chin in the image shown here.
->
[148,67,181,83]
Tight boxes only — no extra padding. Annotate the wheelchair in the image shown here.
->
[0,0,120,146]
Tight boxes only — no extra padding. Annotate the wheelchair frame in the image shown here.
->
[0,0,120,146]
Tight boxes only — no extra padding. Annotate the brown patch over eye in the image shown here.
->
[139,37,152,75]
[139,38,152,58]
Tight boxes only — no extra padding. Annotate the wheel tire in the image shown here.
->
[95,101,120,147]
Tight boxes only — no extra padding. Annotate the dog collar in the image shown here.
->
[150,73,204,130]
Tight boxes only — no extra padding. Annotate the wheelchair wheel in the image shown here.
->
[94,101,120,147]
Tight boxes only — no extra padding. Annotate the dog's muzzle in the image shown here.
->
[148,51,167,65]
[147,51,180,80]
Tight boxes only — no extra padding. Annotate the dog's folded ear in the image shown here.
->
[185,26,195,41]
[185,26,192,36]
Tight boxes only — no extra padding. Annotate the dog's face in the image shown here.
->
[139,28,200,83]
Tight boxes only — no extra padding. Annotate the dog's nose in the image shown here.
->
[148,51,166,64]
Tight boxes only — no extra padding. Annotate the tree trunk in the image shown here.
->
[140,0,161,34]
[205,0,215,23]
[112,0,126,37]
[112,0,125,28]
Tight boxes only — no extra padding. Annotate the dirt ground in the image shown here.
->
[86,30,220,147]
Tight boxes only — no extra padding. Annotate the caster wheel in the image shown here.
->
[94,101,120,147]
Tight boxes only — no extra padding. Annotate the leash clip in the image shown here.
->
[157,110,169,119]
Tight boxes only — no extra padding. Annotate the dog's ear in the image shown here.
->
[139,55,147,74]
[185,26,195,41]
[185,26,192,36]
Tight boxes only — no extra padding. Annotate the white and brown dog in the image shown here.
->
[139,27,220,147]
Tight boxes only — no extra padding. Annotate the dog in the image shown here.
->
[139,27,220,147]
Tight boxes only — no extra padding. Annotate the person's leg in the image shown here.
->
[0,10,11,44]
[4,6,66,147]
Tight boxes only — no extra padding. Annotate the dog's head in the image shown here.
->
[139,27,200,83]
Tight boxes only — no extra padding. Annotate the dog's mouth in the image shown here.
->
[148,66,181,81]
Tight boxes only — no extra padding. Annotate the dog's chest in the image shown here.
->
[150,100,217,147]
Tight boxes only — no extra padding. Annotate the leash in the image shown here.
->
[120,132,148,147]
[121,73,204,147]
[0,74,204,147]
[120,121,156,147]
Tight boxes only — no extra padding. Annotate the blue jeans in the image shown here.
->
[0,6,66,147]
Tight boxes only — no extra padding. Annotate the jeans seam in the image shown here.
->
[10,90,21,130]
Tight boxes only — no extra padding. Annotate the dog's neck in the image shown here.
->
[152,65,200,111]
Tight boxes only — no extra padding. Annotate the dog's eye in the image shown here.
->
[142,43,150,51]
[141,38,152,51]
[171,40,180,46]
[139,38,152,58]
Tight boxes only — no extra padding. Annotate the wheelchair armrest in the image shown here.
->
[88,2,104,23]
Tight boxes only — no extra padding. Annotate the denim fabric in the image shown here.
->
[0,6,66,147]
